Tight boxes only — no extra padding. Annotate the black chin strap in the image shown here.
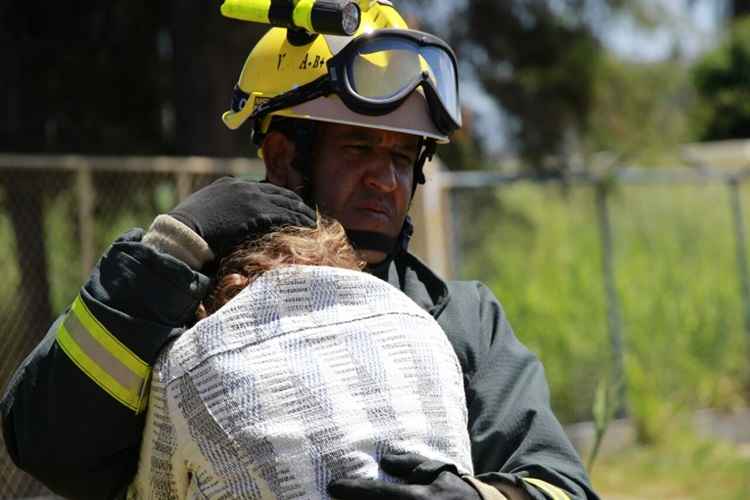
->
[345,216,415,255]
[345,230,397,254]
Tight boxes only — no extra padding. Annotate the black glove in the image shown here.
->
[169,177,316,259]
[328,453,481,500]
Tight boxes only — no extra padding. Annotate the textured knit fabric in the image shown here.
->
[128,265,473,499]
[142,215,215,270]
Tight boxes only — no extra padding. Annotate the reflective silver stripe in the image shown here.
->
[64,312,145,397]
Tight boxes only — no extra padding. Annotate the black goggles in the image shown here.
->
[251,29,462,136]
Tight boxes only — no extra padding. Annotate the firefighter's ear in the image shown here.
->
[262,131,297,188]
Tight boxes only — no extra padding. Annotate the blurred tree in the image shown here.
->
[0,0,263,156]
[0,5,168,496]
[586,56,695,165]
[0,0,169,355]
[691,17,750,141]
[171,3,265,157]
[460,0,602,173]
[0,1,264,366]
[0,2,167,155]
[733,0,750,17]
[404,0,661,173]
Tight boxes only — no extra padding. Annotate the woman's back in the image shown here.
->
[129,265,472,500]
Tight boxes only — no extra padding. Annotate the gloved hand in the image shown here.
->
[169,177,316,259]
[328,453,482,500]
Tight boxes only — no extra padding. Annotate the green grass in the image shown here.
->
[458,182,750,431]
[592,426,750,499]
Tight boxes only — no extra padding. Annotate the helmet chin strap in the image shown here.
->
[345,230,397,254]
[345,215,415,256]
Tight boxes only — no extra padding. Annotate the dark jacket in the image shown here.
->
[1,229,597,500]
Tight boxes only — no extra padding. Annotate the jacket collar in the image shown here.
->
[367,251,451,319]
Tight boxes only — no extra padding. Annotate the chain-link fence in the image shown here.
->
[1,156,750,497]
[442,168,750,431]
[0,156,264,498]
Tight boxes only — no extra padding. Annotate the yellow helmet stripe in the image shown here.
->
[56,295,150,413]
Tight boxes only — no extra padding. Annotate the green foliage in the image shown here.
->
[458,183,750,432]
[459,185,608,422]
[404,0,686,170]
[457,0,604,171]
[691,16,750,141]
[616,184,748,440]
[586,56,696,165]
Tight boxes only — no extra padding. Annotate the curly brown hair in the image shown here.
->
[197,217,365,319]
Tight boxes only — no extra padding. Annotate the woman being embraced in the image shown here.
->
[129,217,472,499]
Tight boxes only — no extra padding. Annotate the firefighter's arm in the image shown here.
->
[467,283,600,500]
[1,228,208,500]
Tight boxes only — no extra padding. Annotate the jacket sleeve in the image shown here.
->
[0,229,209,500]
[452,282,599,500]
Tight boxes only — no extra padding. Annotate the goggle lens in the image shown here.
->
[347,37,460,127]
[351,49,425,99]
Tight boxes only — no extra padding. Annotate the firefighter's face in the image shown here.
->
[263,123,420,264]
[310,123,420,263]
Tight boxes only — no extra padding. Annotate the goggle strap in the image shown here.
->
[418,80,460,136]
[251,76,333,123]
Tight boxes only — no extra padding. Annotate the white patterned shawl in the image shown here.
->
[128,265,473,500]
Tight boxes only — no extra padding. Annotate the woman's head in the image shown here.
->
[198,216,365,319]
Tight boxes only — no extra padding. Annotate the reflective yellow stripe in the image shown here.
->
[220,0,272,24]
[71,296,149,378]
[522,478,571,500]
[56,295,150,413]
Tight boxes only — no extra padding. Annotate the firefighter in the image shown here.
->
[1,2,598,499]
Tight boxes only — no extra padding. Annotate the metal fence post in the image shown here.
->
[76,163,95,280]
[595,182,628,416]
[728,178,750,353]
